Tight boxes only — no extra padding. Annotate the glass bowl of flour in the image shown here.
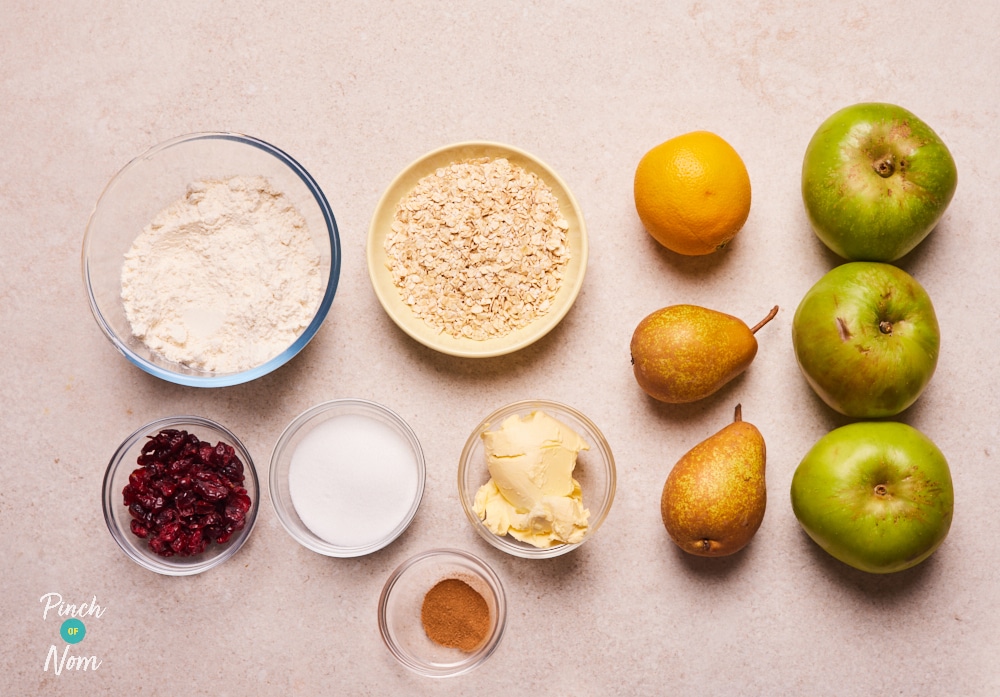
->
[82,132,341,387]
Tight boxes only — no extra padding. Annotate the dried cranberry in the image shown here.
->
[202,512,224,528]
[155,480,177,498]
[224,503,245,526]
[121,428,251,558]
[221,461,244,481]
[234,492,251,511]
[194,479,228,501]
[128,470,148,490]
[193,500,216,515]
[198,443,216,463]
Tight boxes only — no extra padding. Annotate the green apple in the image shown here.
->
[802,102,957,262]
[791,421,953,574]
[792,262,939,418]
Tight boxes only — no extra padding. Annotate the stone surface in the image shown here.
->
[3,1,998,694]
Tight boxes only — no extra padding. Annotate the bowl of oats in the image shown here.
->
[366,141,588,358]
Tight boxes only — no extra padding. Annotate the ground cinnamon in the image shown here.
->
[420,578,490,652]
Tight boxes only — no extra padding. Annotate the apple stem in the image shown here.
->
[750,306,779,334]
[734,404,742,423]
[879,320,893,335]
[873,154,896,178]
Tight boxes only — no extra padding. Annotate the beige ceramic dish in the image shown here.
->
[366,141,588,358]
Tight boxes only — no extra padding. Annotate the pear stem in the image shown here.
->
[750,306,779,334]
[733,404,742,423]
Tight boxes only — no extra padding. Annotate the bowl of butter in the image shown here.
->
[458,400,616,559]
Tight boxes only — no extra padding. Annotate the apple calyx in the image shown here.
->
[750,306,779,334]
[879,320,893,335]
[873,154,897,179]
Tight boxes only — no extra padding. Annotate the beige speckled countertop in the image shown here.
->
[4,2,999,694]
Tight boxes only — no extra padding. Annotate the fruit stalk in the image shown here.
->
[750,306,779,334]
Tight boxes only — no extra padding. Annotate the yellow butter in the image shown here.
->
[473,411,590,547]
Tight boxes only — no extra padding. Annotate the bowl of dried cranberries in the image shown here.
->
[102,416,260,575]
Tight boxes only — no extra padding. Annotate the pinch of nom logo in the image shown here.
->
[40,592,106,675]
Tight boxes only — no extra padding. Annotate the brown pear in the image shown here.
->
[660,404,766,556]
[630,305,778,403]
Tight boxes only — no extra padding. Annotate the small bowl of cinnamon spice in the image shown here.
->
[378,548,506,678]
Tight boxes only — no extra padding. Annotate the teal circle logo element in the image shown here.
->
[60,618,86,644]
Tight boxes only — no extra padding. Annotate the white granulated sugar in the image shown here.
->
[287,413,420,549]
[120,176,323,373]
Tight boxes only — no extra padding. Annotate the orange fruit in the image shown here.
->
[633,131,751,255]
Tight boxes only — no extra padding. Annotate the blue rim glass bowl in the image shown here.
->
[82,132,340,387]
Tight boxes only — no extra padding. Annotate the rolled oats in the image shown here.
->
[385,157,571,340]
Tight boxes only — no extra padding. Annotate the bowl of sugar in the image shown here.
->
[269,399,426,557]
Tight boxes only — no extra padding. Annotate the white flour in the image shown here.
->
[120,176,323,373]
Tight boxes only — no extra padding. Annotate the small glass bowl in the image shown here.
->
[378,549,506,678]
[101,416,260,576]
[458,399,616,559]
[269,399,426,558]
[82,132,341,387]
